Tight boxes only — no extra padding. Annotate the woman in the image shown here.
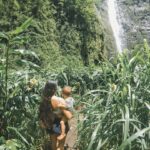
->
[39,80,72,150]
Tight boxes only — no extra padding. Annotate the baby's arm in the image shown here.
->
[56,97,73,119]
[51,96,73,119]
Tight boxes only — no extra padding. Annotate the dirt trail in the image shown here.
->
[65,117,78,149]
[42,116,79,150]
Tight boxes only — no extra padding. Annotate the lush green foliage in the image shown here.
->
[0,0,104,68]
[78,40,150,150]
[0,18,43,150]
[1,32,150,150]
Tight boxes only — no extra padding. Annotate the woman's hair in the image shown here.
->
[43,80,57,100]
[39,80,57,128]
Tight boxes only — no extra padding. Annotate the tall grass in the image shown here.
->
[0,20,150,150]
[78,41,150,150]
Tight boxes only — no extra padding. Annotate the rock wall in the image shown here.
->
[117,0,150,48]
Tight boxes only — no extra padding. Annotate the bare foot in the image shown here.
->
[57,134,66,141]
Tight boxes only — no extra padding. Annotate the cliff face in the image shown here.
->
[117,0,150,48]
[0,0,104,67]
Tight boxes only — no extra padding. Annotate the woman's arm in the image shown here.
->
[62,109,73,120]
[51,96,73,119]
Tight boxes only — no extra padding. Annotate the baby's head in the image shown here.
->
[62,86,72,99]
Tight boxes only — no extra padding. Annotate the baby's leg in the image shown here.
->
[57,117,67,141]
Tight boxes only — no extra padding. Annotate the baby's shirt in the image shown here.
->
[65,97,75,112]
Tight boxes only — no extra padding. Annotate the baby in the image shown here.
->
[57,86,75,141]
[62,86,75,112]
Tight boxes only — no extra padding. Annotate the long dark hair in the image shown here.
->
[39,80,57,128]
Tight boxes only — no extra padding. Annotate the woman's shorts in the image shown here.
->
[46,118,69,135]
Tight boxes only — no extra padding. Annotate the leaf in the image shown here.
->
[87,123,101,150]
[19,59,40,69]
[8,86,19,99]
[13,0,20,9]
[0,145,5,150]
[7,127,29,145]
[118,127,150,150]
[13,49,40,60]
[84,89,108,96]
[124,105,130,141]
[5,139,19,150]
[128,51,140,67]
[145,102,150,110]
[0,32,9,40]
[61,72,68,84]
[9,18,32,36]
[96,138,108,150]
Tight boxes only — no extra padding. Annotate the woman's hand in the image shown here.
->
[51,96,73,120]
[57,98,73,119]
[62,109,73,120]
[57,102,66,108]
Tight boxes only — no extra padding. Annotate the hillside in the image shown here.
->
[0,0,105,69]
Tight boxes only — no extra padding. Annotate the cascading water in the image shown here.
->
[107,0,123,52]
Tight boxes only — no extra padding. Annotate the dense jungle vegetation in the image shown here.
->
[0,0,104,68]
[0,0,150,150]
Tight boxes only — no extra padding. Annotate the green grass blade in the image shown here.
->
[7,127,29,145]
[124,105,130,141]
[118,127,150,150]
[87,123,101,150]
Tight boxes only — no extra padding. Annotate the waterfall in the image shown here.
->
[107,0,123,52]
